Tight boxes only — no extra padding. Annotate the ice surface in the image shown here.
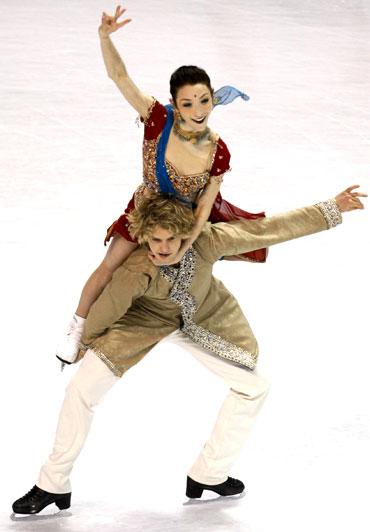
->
[1,1,369,531]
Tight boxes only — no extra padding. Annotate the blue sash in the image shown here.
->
[155,104,177,196]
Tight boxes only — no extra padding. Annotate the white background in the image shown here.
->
[1,1,369,531]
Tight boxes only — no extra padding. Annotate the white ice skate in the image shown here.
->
[56,314,86,370]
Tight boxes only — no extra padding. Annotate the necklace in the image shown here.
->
[173,121,211,145]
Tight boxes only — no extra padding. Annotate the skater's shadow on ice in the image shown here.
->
[8,497,248,531]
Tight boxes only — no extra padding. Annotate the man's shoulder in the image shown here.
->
[193,223,220,263]
[194,222,213,247]
[119,246,158,276]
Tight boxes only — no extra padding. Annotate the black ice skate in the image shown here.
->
[12,485,71,514]
[186,475,245,498]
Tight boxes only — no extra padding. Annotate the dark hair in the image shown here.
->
[170,65,213,103]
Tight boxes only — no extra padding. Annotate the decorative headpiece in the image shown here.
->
[213,86,250,106]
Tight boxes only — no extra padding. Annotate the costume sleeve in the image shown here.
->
[209,138,231,178]
[81,261,152,345]
[141,99,168,141]
[196,200,342,262]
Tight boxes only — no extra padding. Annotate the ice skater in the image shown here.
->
[56,4,268,364]
[12,185,366,514]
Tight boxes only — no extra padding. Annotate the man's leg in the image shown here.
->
[37,349,119,494]
[13,349,119,514]
[165,331,269,487]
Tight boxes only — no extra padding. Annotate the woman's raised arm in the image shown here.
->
[99,5,153,118]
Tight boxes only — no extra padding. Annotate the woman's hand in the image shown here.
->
[99,5,131,38]
[335,185,367,212]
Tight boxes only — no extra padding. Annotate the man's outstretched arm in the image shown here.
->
[198,186,366,262]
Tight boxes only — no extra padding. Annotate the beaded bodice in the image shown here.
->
[139,99,231,203]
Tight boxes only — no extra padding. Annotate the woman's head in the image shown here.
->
[170,65,213,102]
[170,65,214,131]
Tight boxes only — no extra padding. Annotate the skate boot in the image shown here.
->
[56,314,85,367]
[186,476,245,498]
[12,485,71,514]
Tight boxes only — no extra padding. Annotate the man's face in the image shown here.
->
[147,226,183,265]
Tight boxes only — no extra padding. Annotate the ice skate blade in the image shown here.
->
[10,509,72,521]
[183,490,246,505]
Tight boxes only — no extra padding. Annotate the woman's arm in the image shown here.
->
[188,176,222,245]
[99,6,153,118]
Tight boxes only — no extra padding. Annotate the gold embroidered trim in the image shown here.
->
[140,98,157,126]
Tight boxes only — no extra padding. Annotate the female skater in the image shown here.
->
[56,5,266,364]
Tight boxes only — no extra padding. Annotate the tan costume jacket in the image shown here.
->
[81,201,342,377]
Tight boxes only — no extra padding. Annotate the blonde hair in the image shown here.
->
[127,194,195,244]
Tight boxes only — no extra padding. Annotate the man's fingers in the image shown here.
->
[345,184,360,193]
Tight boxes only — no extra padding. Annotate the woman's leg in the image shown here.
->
[56,235,137,363]
[76,235,138,318]
[37,350,119,494]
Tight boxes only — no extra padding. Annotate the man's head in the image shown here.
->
[127,195,195,264]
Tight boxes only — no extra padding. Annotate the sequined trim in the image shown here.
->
[160,249,256,369]
[142,138,212,202]
[209,136,220,171]
[316,199,342,229]
[140,98,157,126]
[165,161,209,201]
[183,322,257,369]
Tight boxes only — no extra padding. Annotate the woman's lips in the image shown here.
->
[191,117,206,124]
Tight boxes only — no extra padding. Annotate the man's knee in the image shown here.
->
[232,369,270,401]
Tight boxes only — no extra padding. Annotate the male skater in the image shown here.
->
[12,186,366,514]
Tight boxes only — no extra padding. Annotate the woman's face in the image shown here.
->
[174,83,213,131]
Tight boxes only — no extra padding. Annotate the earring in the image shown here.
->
[174,108,185,123]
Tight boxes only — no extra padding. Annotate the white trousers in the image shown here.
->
[37,330,269,493]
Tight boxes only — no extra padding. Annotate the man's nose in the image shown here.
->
[159,242,170,253]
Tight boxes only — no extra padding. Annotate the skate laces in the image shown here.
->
[19,486,41,502]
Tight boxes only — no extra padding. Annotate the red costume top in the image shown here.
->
[105,99,266,262]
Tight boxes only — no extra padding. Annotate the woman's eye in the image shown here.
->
[201,98,210,104]
[182,103,192,108]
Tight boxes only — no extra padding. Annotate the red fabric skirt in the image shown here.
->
[105,192,267,263]
[209,193,267,262]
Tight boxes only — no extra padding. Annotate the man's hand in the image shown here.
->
[99,5,131,38]
[335,185,367,212]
